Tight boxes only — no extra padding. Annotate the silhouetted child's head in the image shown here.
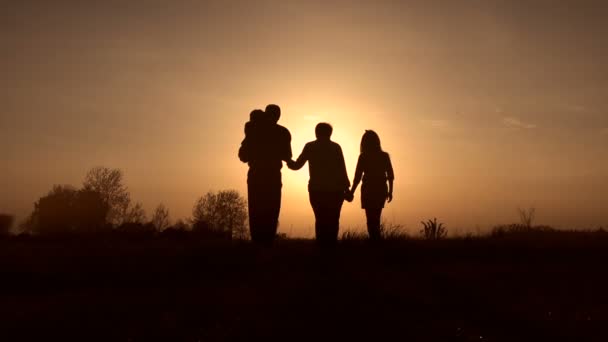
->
[315,122,333,141]
[265,104,281,123]
[250,109,264,123]
[360,130,382,154]
[245,109,265,135]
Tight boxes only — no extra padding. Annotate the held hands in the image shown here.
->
[286,159,296,170]
[344,189,354,202]
[387,191,393,203]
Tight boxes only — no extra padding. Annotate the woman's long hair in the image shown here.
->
[360,130,383,154]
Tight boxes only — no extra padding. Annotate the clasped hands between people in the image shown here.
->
[286,159,393,204]
[343,188,393,203]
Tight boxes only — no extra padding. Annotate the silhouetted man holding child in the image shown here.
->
[239,104,291,246]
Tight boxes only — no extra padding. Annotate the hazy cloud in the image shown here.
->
[303,115,320,122]
[502,117,536,129]
[420,119,449,129]
[565,104,588,113]
[601,128,608,135]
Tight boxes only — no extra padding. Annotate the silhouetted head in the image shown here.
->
[360,130,382,154]
[265,104,281,123]
[315,122,333,141]
[250,109,264,122]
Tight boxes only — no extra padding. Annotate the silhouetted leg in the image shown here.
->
[266,179,282,243]
[248,178,263,244]
[319,209,333,248]
[365,207,383,242]
[309,191,323,243]
[248,169,282,246]
[327,192,344,247]
[310,191,343,249]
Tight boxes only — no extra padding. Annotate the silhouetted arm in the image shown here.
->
[337,145,350,191]
[386,153,394,202]
[284,130,293,162]
[279,126,293,162]
[287,144,309,170]
[350,154,364,194]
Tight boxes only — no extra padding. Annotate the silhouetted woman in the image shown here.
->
[348,130,394,241]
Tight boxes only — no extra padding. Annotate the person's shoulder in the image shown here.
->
[382,151,392,164]
[304,141,316,148]
[330,141,343,150]
[298,141,313,154]
[276,124,290,133]
[275,124,291,138]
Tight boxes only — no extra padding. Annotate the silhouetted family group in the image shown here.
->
[239,104,394,248]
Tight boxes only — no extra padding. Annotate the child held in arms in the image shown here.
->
[239,105,290,165]
[239,109,268,164]
[244,109,266,137]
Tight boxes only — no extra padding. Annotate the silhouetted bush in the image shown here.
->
[340,229,368,241]
[420,218,447,240]
[380,221,410,240]
[490,224,555,238]
[0,214,14,236]
[341,221,409,241]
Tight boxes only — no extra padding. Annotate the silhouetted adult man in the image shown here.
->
[239,104,291,246]
[287,123,350,248]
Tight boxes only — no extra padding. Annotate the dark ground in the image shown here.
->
[1,233,607,341]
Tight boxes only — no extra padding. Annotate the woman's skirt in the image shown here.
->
[361,182,388,209]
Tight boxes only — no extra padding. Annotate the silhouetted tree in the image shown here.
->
[151,203,170,231]
[83,167,131,225]
[27,185,109,234]
[122,202,147,225]
[518,207,536,229]
[73,189,111,231]
[0,214,14,236]
[192,190,248,240]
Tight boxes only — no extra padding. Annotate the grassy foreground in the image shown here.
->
[0,232,607,341]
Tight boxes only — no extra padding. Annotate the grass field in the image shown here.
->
[1,232,607,341]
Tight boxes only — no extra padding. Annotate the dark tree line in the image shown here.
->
[18,167,248,239]
[0,214,14,236]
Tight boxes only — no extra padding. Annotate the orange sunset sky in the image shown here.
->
[2,1,607,236]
